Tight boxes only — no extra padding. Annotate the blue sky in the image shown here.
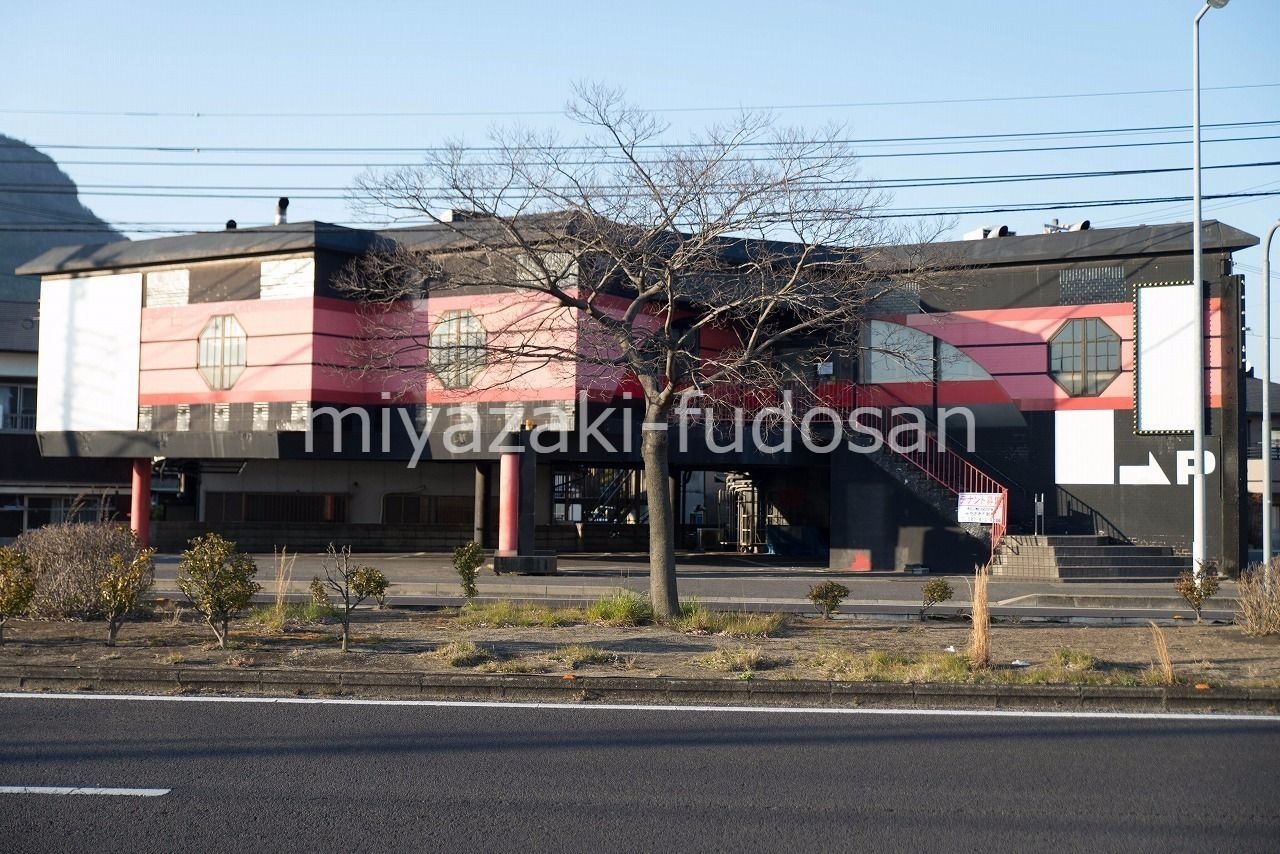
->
[4,0,1280,360]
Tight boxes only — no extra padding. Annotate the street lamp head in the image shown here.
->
[1207,0,1229,8]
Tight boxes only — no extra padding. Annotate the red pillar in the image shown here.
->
[497,452,519,555]
[130,458,151,548]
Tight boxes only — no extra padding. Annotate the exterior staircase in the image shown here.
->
[991,534,1192,581]
[851,405,1008,556]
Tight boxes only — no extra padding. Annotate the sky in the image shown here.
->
[3,0,1279,361]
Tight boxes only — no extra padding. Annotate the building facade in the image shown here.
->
[18,218,1258,575]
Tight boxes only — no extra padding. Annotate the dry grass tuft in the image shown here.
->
[968,567,991,668]
[672,602,786,637]
[432,639,493,668]
[696,645,779,674]
[548,644,614,670]
[259,547,296,634]
[1148,621,1175,686]
[1236,566,1280,637]
[454,600,584,628]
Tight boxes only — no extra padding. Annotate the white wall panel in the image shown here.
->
[37,273,143,431]
[1135,283,1196,433]
[145,269,189,306]
[1055,409,1115,485]
[260,257,314,300]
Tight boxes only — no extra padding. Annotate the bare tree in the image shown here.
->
[341,83,944,618]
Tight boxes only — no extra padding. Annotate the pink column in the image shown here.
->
[497,452,520,555]
[130,458,151,548]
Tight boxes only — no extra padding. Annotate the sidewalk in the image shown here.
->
[151,551,1236,622]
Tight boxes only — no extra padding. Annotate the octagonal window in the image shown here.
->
[429,310,486,389]
[1049,317,1120,396]
[198,315,247,390]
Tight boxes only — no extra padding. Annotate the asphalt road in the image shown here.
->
[1,695,1277,852]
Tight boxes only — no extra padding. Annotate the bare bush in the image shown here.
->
[320,544,389,652]
[1235,566,1280,637]
[15,522,142,618]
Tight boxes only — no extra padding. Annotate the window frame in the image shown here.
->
[1048,317,1122,397]
[429,310,487,389]
[197,315,248,391]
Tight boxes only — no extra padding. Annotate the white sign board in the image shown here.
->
[1135,282,1197,433]
[957,492,1003,525]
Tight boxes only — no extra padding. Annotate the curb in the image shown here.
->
[2,664,1277,714]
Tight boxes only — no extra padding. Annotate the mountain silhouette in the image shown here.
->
[0,134,124,302]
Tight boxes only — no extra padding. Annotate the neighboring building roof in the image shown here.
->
[1244,376,1280,416]
[16,217,1261,278]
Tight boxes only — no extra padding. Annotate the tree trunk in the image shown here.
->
[341,618,350,653]
[641,403,679,618]
[107,618,120,647]
[208,616,227,649]
[0,619,6,647]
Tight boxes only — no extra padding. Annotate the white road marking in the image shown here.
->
[0,786,169,797]
[1,691,1276,723]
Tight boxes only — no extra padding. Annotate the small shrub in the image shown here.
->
[452,540,485,601]
[318,544,389,652]
[308,576,331,606]
[455,600,583,628]
[0,546,37,647]
[807,581,850,619]
[15,521,142,618]
[100,548,155,647]
[550,644,612,669]
[434,639,493,667]
[176,533,260,649]
[968,567,991,668]
[919,578,954,620]
[1235,566,1280,637]
[586,590,654,626]
[1175,568,1221,623]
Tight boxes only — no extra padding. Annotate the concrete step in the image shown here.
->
[1049,555,1190,568]
[1055,565,1190,580]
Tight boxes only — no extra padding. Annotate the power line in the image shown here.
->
[7,120,1280,154]
[0,158,1276,198]
[1,189,1277,233]
[2,82,1278,118]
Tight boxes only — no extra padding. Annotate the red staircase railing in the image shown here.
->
[696,380,1009,560]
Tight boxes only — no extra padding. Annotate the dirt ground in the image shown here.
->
[4,605,1280,688]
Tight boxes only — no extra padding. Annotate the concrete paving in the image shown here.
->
[151,551,1237,620]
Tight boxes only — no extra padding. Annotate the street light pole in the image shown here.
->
[1191,0,1229,583]
[1263,220,1280,587]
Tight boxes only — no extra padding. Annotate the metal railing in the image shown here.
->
[1246,442,1280,461]
[689,379,1010,559]
[2,413,35,432]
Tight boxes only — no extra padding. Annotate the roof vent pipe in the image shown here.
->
[275,197,289,226]
[225,219,237,231]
